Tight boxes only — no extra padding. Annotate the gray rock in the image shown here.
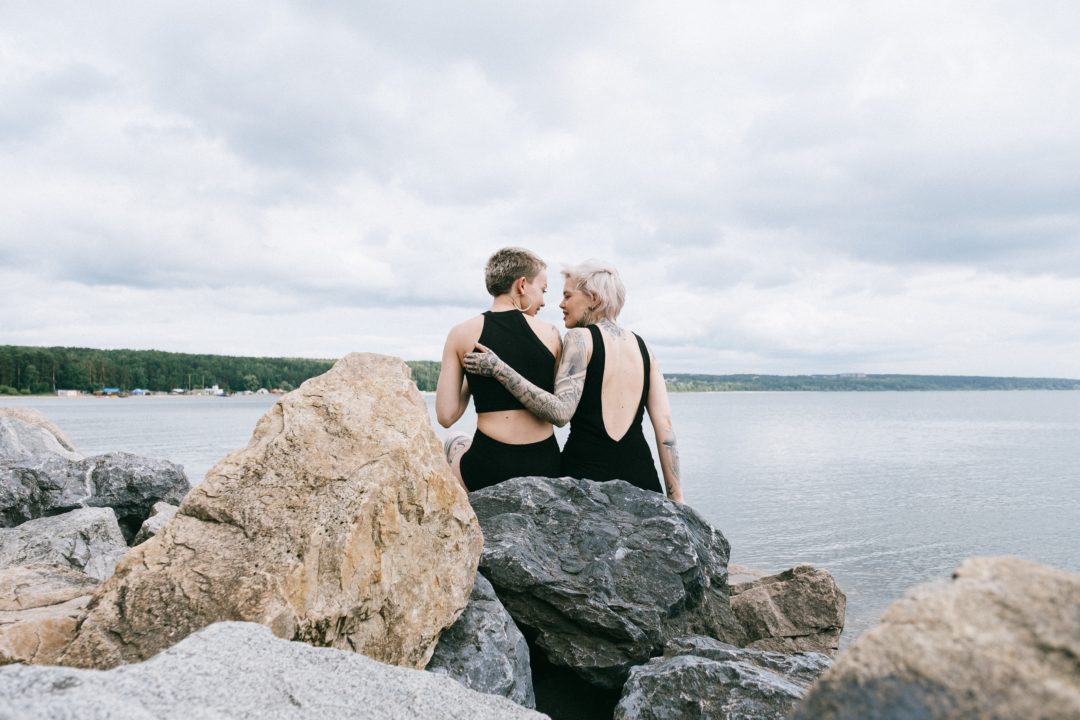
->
[793,556,1080,720]
[729,564,846,656]
[0,455,94,529]
[471,476,746,689]
[0,408,81,463]
[428,572,535,708]
[0,621,547,719]
[615,654,807,720]
[0,507,128,580]
[132,501,178,545]
[614,636,832,719]
[78,452,190,542]
[663,635,832,688]
[0,448,190,540]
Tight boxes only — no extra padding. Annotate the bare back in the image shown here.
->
[594,323,647,441]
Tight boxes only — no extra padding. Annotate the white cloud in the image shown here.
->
[2,1,1078,376]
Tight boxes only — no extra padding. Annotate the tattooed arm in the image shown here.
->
[463,328,590,427]
[646,353,684,503]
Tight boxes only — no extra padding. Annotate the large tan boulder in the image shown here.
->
[61,353,483,670]
[794,556,1080,719]
[0,565,99,665]
[729,564,846,656]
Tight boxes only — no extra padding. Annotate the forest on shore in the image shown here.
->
[0,345,439,395]
[1,345,1075,395]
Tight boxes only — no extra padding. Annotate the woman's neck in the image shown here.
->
[596,317,625,337]
[490,295,519,313]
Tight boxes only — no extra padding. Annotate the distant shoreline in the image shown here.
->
[3,344,1077,395]
[664,373,1080,392]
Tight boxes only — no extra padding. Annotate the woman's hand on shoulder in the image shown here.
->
[463,342,505,378]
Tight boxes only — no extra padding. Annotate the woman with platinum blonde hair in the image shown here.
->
[436,247,562,491]
[465,260,683,502]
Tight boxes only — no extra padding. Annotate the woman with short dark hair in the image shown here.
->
[435,248,562,491]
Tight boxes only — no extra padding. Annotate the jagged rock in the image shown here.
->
[729,564,845,655]
[0,408,81,462]
[132,501,178,545]
[1,621,547,719]
[428,572,535,708]
[614,635,832,719]
[0,507,128,580]
[1,430,189,535]
[615,654,807,720]
[663,635,832,687]
[471,476,746,689]
[0,565,99,665]
[62,353,483,670]
[793,556,1080,719]
[77,452,190,542]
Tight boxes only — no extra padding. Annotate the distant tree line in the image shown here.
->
[0,346,317,395]
[664,373,1080,391]
[0,345,444,396]
[4,346,1075,396]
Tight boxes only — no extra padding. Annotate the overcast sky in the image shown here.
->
[2,2,1078,376]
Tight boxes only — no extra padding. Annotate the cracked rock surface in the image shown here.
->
[2,621,547,719]
[1,408,190,536]
[793,556,1080,719]
[471,476,746,689]
[0,565,99,665]
[61,353,483,671]
[427,572,535,707]
[0,507,128,580]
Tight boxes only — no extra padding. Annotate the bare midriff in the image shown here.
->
[477,409,555,444]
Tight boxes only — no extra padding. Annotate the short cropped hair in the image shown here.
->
[484,247,546,296]
[562,260,626,324]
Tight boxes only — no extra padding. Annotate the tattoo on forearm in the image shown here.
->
[492,331,586,426]
[661,430,681,498]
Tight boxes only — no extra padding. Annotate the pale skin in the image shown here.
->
[434,270,561,490]
[464,278,684,503]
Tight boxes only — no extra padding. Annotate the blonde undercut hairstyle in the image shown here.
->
[562,260,626,325]
[485,247,546,297]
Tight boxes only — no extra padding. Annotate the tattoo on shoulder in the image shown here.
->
[598,318,624,337]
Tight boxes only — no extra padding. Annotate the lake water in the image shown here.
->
[3,390,1078,646]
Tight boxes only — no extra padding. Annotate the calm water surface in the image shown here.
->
[4,390,1078,645]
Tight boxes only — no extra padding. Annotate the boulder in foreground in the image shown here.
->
[471,476,746,689]
[1,621,546,719]
[62,353,483,670]
[793,556,1080,719]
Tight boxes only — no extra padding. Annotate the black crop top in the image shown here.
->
[466,310,556,413]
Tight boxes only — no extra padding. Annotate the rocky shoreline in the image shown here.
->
[2,353,1077,719]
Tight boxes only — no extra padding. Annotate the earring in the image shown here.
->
[513,294,534,313]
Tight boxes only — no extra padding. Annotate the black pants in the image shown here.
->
[460,429,561,492]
